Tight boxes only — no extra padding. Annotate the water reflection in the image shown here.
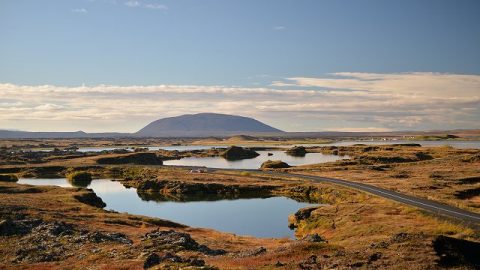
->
[35,140,480,153]
[138,191,272,203]
[67,177,92,188]
[17,178,316,238]
[164,150,348,169]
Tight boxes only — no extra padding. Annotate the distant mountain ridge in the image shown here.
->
[0,130,129,139]
[136,113,283,137]
[0,113,283,138]
[1,113,479,138]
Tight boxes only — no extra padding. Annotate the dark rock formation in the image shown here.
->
[221,146,259,160]
[290,207,319,229]
[234,247,267,258]
[260,160,291,169]
[298,255,319,269]
[5,219,132,263]
[302,233,327,243]
[144,253,161,269]
[286,146,307,157]
[143,252,205,269]
[96,153,163,165]
[87,231,132,245]
[295,207,318,220]
[142,229,226,255]
[0,218,42,236]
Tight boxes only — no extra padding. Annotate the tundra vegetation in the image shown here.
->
[66,171,93,188]
[0,136,479,269]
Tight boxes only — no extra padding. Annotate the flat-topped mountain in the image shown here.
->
[136,113,283,137]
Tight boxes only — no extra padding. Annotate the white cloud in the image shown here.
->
[125,0,140,7]
[145,3,167,10]
[34,104,64,111]
[273,26,286,31]
[273,72,480,98]
[124,1,167,10]
[72,8,88,13]
[0,72,479,132]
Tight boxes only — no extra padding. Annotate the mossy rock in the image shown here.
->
[260,160,291,169]
[221,146,259,160]
[0,174,18,182]
[286,146,307,157]
[67,171,92,187]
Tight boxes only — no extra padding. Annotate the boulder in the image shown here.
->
[302,233,327,243]
[298,255,318,269]
[294,207,318,220]
[142,229,226,255]
[286,146,307,157]
[144,253,161,269]
[260,160,290,169]
[234,247,267,258]
[221,146,259,160]
[87,231,132,244]
[143,252,205,269]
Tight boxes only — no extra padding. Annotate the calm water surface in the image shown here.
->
[74,140,480,152]
[34,140,480,152]
[17,178,316,238]
[164,150,348,169]
[76,145,226,153]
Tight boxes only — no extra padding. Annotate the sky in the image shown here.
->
[0,0,479,132]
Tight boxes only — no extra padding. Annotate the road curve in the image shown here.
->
[205,167,480,228]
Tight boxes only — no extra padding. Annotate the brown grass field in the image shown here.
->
[1,139,480,269]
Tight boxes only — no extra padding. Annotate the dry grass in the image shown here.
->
[1,141,480,269]
[294,144,480,213]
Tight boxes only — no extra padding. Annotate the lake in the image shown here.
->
[34,140,480,153]
[76,145,226,152]
[164,150,348,169]
[17,178,317,239]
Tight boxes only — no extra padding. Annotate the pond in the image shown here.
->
[163,150,349,169]
[17,178,317,239]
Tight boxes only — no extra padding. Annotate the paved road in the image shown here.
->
[203,167,480,228]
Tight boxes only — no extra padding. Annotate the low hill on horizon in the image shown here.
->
[0,112,479,139]
[135,113,283,137]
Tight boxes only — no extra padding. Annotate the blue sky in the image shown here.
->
[0,0,479,132]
